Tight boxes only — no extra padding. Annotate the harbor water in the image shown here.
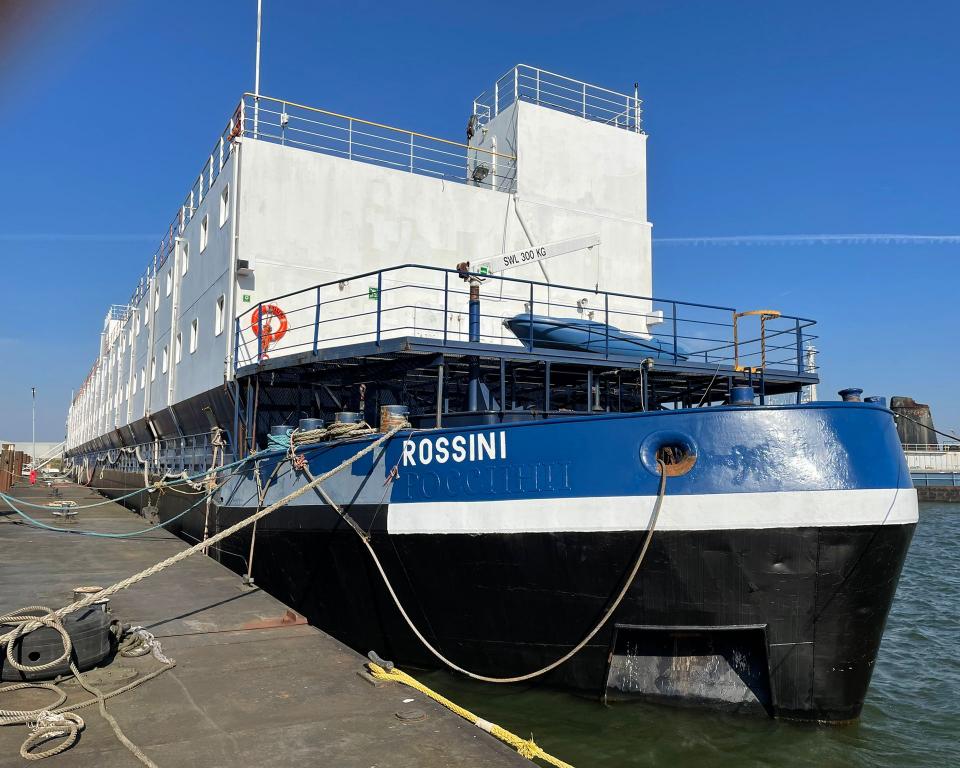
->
[419,502,959,767]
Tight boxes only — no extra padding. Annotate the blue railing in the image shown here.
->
[912,472,960,487]
[233,264,818,375]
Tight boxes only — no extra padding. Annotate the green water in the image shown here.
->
[417,503,959,767]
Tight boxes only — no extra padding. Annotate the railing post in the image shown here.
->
[233,317,240,373]
[256,302,263,362]
[208,154,213,188]
[582,83,587,117]
[443,272,449,344]
[604,293,610,359]
[795,318,802,374]
[313,286,321,355]
[672,302,678,364]
[409,134,414,173]
[528,283,534,351]
[219,136,224,170]
[348,118,353,160]
[513,66,518,104]
[634,82,640,133]
[536,69,540,103]
[495,81,499,117]
[375,272,382,347]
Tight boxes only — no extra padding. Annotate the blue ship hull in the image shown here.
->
[90,401,917,722]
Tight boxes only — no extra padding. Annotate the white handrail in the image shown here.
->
[473,64,642,133]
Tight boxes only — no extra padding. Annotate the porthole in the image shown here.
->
[640,430,698,477]
[655,444,697,476]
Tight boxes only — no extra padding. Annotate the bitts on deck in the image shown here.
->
[0,481,529,767]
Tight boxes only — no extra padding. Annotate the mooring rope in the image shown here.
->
[0,425,405,762]
[300,457,668,684]
[894,411,960,443]
[367,661,575,767]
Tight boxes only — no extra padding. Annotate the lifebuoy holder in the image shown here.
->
[251,304,288,358]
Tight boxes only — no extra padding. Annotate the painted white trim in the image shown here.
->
[386,488,919,535]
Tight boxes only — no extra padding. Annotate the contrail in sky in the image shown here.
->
[2,233,958,246]
[0,234,156,242]
[653,234,960,246]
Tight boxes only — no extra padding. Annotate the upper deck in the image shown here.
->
[233,263,818,413]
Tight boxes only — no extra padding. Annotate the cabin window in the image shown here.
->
[139,367,145,390]
[181,241,190,275]
[219,185,229,227]
[165,270,173,296]
[144,303,149,326]
[215,294,225,336]
[134,312,140,336]
[153,286,159,311]
[190,318,199,353]
[161,345,169,374]
[175,332,183,363]
[150,356,156,382]
[200,215,209,253]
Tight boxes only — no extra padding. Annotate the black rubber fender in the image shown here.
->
[1,609,114,681]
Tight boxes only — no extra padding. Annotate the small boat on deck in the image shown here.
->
[504,313,689,360]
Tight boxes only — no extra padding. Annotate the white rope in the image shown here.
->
[302,457,668,684]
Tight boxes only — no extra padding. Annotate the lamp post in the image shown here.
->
[31,387,36,469]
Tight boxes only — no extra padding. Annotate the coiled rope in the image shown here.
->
[301,458,668,684]
[367,661,574,768]
[0,613,174,763]
[266,420,377,452]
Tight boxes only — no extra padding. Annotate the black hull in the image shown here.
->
[163,499,915,722]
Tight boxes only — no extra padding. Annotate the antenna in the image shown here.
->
[253,0,262,138]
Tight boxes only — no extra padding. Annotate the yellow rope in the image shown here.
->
[367,663,574,768]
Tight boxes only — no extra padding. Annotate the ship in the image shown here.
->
[64,65,916,722]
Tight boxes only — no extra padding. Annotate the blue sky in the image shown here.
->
[1,0,957,441]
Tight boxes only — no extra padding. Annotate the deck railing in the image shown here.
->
[123,91,518,311]
[473,65,643,133]
[234,264,817,377]
[243,94,517,192]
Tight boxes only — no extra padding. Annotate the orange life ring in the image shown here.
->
[251,304,288,358]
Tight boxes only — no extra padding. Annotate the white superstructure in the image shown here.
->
[66,66,654,452]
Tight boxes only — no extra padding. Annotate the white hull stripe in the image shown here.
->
[386,488,919,535]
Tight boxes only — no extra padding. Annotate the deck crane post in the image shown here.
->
[456,234,601,411]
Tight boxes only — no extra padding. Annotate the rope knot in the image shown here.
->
[28,711,82,737]
[119,626,175,666]
[516,738,540,759]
